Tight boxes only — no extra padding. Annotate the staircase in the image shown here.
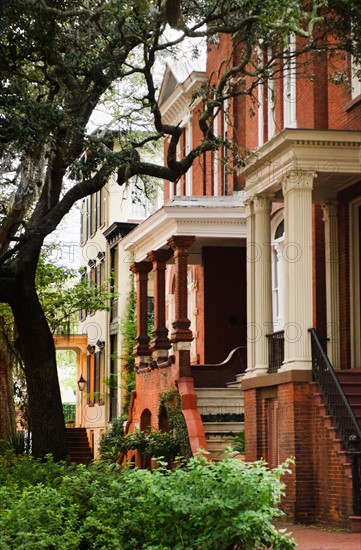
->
[66,427,93,463]
[336,369,361,427]
[195,387,244,462]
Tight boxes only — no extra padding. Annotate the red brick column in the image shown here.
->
[147,249,173,359]
[167,235,195,377]
[167,235,195,342]
[130,261,152,360]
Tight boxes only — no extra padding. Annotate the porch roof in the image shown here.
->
[241,129,361,201]
[120,194,247,262]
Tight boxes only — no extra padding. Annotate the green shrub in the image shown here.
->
[0,453,296,549]
[100,428,181,461]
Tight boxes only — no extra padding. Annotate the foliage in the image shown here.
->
[98,416,125,462]
[36,249,114,335]
[119,275,137,417]
[0,453,296,549]
[231,431,246,454]
[159,389,192,459]
[100,428,180,461]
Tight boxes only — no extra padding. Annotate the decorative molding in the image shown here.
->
[282,170,316,195]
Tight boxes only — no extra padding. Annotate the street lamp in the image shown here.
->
[77,374,87,392]
[77,375,86,428]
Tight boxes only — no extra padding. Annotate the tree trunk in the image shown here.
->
[0,327,16,441]
[11,281,67,460]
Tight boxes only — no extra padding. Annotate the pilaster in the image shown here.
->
[245,199,256,376]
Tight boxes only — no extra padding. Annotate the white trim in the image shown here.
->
[267,46,276,139]
[350,197,361,366]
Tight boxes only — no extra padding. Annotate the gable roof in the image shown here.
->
[158,58,206,107]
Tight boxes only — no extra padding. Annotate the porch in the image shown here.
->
[120,195,248,459]
[240,128,361,530]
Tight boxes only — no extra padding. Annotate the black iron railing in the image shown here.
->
[266,330,285,373]
[309,328,361,517]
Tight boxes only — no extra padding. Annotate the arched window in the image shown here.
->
[271,213,285,331]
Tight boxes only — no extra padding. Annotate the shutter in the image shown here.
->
[94,352,100,403]
[86,355,91,405]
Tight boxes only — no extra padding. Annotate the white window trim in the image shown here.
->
[213,112,219,196]
[350,197,361,366]
[185,121,192,196]
[267,46,276,139]
[351,56,361,99]
[271,211,285,331]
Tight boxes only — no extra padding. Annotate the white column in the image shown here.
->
[245,199,256,375]
[281,170,314,370]
[322,202,340,368]
[254,195,273,375]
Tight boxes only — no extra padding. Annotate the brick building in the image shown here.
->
[120,34,361,530]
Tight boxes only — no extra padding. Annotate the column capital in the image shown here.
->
[282,169,316,195]
[146,248,173,266]
[167,235,195,251]
[130,260,152,275]
[244,198,254,218]
[253,194,274,213]
[321,201,338,222]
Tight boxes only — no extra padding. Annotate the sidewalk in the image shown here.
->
[282,524,361,550]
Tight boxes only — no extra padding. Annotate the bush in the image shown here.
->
[0,453,296,549]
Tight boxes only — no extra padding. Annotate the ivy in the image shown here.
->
[159,390,192,459]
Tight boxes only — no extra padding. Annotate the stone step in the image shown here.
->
[203,421,244,433]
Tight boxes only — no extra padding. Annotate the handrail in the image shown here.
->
[309,328,361,518]
[309,328,361,445]
[190,346,247,387]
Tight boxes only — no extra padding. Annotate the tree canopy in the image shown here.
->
[0,0,359,458]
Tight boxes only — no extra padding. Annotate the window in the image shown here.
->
[184,123,192,196]
[351,56,361,99]
[271,216,285,331]
[94,351,104,404]
[283,35,297,128]
[267,46,276,139]
[213,111,219,196]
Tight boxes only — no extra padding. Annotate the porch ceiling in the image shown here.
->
[241,129,361,202]
[121,195,247,262]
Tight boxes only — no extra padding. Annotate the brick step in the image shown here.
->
[66,427,92,464]
[337,383,361,395]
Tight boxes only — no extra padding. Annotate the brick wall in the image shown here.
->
[243,380,353,527]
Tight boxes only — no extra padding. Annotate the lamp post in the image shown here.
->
[77,375,87,427]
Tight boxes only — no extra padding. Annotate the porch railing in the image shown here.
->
[309,328,361,517]
[266,330,284,373]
